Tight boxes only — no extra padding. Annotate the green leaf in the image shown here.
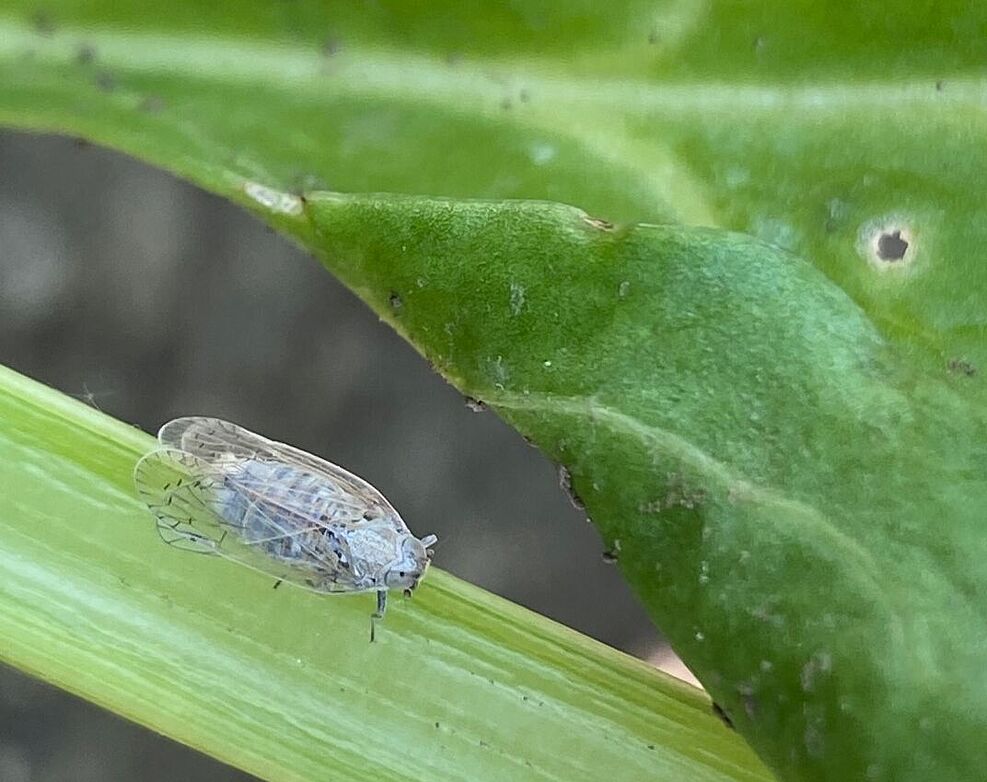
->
[1,2,985,780]
[0,365,768,781]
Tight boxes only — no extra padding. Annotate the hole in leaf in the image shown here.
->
[859,218,917,271]
[876,230,909,261]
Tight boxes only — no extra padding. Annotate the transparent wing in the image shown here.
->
[158,417,408,534]
[133,448,365,594]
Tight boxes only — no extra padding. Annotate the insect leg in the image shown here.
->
[369,589,387,643]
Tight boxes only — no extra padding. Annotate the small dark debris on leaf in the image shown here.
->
[876,229,908,261]
[557,465,585,510]
[712,702,735,730]
[948,358,977,377]
[464,396,487,413]
[388,292,403,312]
[76,44,96,65]
[434,721,440,729]
[32,9,55,36]
[95,71,116,93]
[139,95,166,113]
[321,36,341,57]
[647,744,655,751]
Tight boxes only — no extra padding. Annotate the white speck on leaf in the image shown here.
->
[243,182,303,216]
[800,651,833,692]
[529,142,557,165]
[509,282,525,316]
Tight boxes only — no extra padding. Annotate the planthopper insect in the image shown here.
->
[133,417,437,641]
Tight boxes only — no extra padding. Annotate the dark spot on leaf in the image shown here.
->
[583,215,614,231]
[76,44,96,66]
[557,465,585,510]
[31,9,55,36]
[95,71,116,93]
[434,721,440,728]
[388,292,403,312]
[648,28,659,45]
[139,95,166,113]
[519,88,530,103]
[876,229,908,261]
[464,396,487,413]
[479,740,489,748]
[647,744,655,751]
[321,36,341,57]
[500,97,513,110]
[936,79,945,92]
[712,702,735,730]
[948,358,977,377]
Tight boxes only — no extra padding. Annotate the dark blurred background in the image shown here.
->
[0,130,693,780]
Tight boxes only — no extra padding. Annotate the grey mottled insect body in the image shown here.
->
[133,417,437,640]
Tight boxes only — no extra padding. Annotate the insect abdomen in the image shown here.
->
[214,460,350,564]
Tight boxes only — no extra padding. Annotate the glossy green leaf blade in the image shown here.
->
[1,2,986,780]
[0,365,767,782]
[298,193,987,782]
[3,3,985,368]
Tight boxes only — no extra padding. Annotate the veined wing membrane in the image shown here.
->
[158,417,405,532]
[133,448,352,593]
